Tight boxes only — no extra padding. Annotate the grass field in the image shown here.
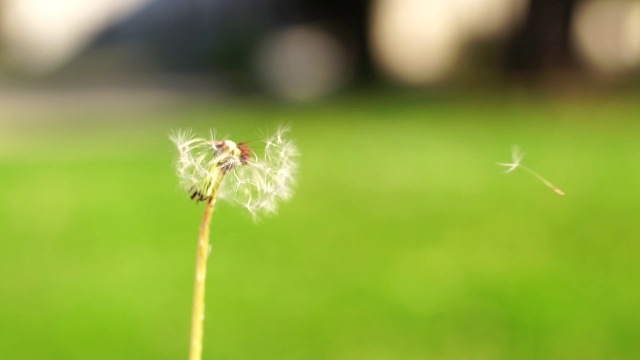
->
[1,94,639,359]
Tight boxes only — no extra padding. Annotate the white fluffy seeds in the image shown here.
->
[171,126,299,219]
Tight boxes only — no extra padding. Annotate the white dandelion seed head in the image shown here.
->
[171,126,299,219]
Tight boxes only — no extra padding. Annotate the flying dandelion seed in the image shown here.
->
[170,126,298,360]
[497,145,565,196]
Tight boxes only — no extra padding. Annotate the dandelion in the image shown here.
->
[170,126,298,360]
[497,145,565,196]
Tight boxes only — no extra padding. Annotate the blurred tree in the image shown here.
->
[56,0,597,87]
[62,0,371,87]
[504,0,582,76]
[297,0,372,80]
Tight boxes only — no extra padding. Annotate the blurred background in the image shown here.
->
[1,0,640,359]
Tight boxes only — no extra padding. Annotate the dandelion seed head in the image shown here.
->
[172,125,299,219]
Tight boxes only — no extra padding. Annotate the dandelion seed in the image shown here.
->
[497,145,565,196]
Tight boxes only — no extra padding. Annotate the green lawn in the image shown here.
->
[1,95,639,359]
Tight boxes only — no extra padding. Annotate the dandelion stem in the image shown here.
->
[519,164,565,196]
[189,171,224,360]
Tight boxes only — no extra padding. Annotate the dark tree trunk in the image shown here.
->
[294,0,373,80]
[504,0,581,75]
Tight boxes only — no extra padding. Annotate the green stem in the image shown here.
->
[189,170,224,360]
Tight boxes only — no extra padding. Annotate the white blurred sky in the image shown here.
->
[2,0,152,73]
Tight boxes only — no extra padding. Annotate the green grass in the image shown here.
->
[1,95,639,359]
